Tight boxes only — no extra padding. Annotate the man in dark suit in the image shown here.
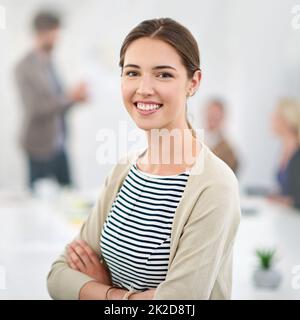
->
[15,10,87,190]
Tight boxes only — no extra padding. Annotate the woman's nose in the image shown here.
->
[136,76,154,96]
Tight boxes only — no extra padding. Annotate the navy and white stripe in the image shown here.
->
[100,163,190,291]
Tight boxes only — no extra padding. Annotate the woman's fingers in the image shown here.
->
[67,244,86,271]
[77,240,101,266]
[69,240,97,269]
[66,254,79,271]
[65,240,112,283]
[66,239,104,277]
[74,245,93,268]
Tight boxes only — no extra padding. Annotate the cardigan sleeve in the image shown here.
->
[47,174,111,300]
[153,177,241,300]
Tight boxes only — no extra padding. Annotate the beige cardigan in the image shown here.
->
[47,144,241,300]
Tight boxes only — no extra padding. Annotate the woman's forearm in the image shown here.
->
[79,280,128,300]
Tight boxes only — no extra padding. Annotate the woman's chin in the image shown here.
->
[135,121,161,131]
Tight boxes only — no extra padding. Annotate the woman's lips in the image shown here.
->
[135,108,161,115]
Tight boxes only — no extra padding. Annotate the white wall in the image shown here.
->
[1,0,300,191]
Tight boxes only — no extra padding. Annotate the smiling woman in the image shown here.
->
[47,18,241,300]
[121,37,195,133]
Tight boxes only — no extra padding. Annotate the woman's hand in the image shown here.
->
[66,239,112,285]
[267,194,294,207]
[129,288,156,300]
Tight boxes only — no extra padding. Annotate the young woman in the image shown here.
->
[47,18,241,300]
[269,98,300,209]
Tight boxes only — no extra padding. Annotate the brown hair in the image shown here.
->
[33,10,61,32]
[119,18,201,137]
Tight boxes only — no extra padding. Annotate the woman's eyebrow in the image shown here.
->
[123,64,177,71]
[153,65,177,71]
[123,64,140,69]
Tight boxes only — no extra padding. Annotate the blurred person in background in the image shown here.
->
[203,98,239,174]
[15,10,88,190]
[269,98,300,210]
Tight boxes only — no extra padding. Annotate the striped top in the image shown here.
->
[100,162,190,291]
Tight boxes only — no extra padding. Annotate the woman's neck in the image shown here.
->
[282,132,299,152]
[137,127,201,176]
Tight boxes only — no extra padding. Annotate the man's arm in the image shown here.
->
[15,63,73,119]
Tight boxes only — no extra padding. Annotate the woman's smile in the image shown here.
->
[134,101,163,115]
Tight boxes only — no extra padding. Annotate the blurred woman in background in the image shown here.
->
[269,98,300,210]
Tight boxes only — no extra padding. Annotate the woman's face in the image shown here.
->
[121,37,200,132]
[205,103,224,131]
[271,108,290,137]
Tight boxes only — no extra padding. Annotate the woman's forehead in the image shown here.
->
[123,37,183,68]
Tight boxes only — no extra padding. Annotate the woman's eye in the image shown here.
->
[158,72,173,79]
[125,71,138,77]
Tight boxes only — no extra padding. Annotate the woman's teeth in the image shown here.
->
[136,103,162,111]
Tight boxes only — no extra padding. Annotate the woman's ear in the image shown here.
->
[188,70,202,96]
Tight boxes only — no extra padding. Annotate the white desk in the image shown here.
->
[0,189,84,300]
[0,190,300,299]
[232,196,300,299]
